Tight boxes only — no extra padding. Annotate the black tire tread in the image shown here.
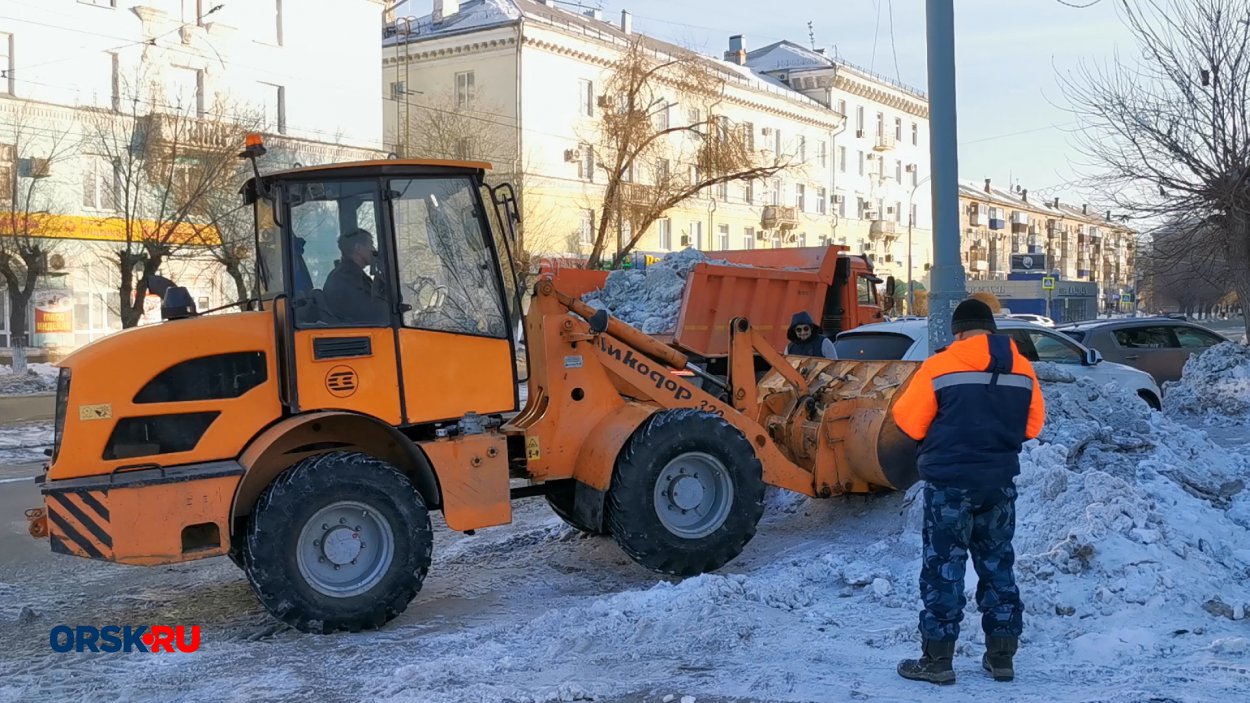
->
[243,451,433,634]
[545,480,606,535]
[605,408,765,577]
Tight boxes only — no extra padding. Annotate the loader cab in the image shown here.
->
[244,159,523,426]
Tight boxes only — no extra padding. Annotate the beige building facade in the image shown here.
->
[383,0,931,283]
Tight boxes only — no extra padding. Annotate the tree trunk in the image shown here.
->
[6,280,29,345]
[226,261,248,305]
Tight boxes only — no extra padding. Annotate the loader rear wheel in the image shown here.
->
[243,451,433,634]
[545,480,606,535]
[606,409,765,576]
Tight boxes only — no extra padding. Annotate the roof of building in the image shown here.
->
[385,1,841,116]
[745,40,927,100]
[957,180,1132,231]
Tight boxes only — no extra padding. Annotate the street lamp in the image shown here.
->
[907,174,932,313]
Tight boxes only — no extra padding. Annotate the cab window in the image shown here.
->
[390,177,508,338]
[857,276,876,305]
[1113,326,1177,349]
[286,180,389,328]
[1008,329,1083,365]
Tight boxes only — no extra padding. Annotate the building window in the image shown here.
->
[79,0,116,6]
[796,183,805,211]
[837,194,846,218]
[690,221,703,249]
[838,146,846,173]
[911,122,919,145]
[799,232,807,247]
[772,233,782,249]
[108,51,120,110]
[687,107,701,127]
[857,198,869,220]
[857,151,864,176]
[856,106,864,133]
[656,158,670,183]
[169,66,204,117]
[895,160,902,183]
[390,81,406,100]
[744,179,754,205]
[578,143,594,181]
[912,167,919,187]
[798,136,807,162]
[896,201,903,223]
[910,203,918,225]
[895,117,903,141]
[82,156,116,211]
[837,99,847,117]
[456,71,475,108]
[716,181,728,201]
[741,121,755,151]
[771,178,782,206]
[658,218,672,250]
[718,224,730,250]
[579,209,594,245]
[261,82,285,134]
[774,127,782,155]
[0,144,13,209]
[817,187,827,215]
[578,79,594,117]
[744,227,756,249]
[876,112,884,137]
[653,103,670,131]
[257,0,283,45]
[455,137,472,160]
[818,140,827,168]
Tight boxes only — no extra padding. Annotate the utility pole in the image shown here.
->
[924,0,967,352]
[907,175,931,314]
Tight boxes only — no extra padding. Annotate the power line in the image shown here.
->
[887,0,902,86]
[1055,0,1103,7]
[959,121,1080,145]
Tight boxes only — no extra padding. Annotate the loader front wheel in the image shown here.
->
[606,409,765,576]
[243,451,433,634]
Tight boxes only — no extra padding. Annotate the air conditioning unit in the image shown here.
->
[864,209,878,220]
[761,127,774,136]
[905,163,916,172]
[680,234,691,246]
[832,194,844,204]
[884,254,894,263]
[563,148,582,163]
[756,230,768,240]
[597,94,614,109]
[886,206,896,215]
[48,253,66,271]
[855,129,866,138]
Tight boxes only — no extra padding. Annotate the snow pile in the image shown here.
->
[1164,342,1250,426]
[582,248,713,334]
[1013,374,1250,644]
[0,363,58,395]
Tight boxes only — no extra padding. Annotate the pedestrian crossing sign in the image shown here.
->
[1042,277,1056,290]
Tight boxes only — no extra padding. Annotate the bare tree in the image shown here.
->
[1061,0,1250,335]
[1139,218,1234,315]
[84,79,254,327]
[585,37,789,269]
[0,103,77,350]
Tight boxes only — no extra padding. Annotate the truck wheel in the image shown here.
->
[606,409,765,576]
[243,451,433,634]
[545,480,606,535]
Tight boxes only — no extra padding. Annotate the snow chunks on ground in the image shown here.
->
[1165,341,1250,426]
[0,362,58,395]
[581,248,713,335]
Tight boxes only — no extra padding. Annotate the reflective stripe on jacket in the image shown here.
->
[891,334,1045,487]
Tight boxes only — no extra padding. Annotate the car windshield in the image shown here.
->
[1060,329,1086,343]
[834,332,917,360]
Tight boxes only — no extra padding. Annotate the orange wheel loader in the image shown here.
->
[25,140,921,633]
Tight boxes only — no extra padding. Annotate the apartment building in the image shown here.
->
[0,0,383,352]
[383,0,930,284]
[959,179,1137,313]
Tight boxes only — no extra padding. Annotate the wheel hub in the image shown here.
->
[652,451,734,540]
[669,474,705,510]
[321,526,362,566]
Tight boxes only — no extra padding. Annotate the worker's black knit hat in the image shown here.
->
[951,298,997,335]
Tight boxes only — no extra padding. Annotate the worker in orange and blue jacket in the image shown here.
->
[890,298,1045,686]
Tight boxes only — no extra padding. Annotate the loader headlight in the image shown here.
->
[51,368,70,464]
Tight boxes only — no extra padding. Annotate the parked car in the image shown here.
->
[1056,318,1231,385]
[834,318,1163,409]
[1008,313,1055,327]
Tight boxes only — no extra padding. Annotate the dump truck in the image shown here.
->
[25,141,919,633]
[551,246,893,377]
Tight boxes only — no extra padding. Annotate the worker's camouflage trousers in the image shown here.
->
[917,482,1023,642]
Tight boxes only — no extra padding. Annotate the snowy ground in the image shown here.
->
[0,421,52,465]
[0,363,58,396]
[2,355,1250,701]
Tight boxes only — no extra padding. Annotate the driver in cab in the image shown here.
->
[324,228,390,325]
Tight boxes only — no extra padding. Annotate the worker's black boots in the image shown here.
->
[982,636,1019,682]
[897,639,956,685]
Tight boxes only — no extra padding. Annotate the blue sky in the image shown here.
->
[408,0,1139,206]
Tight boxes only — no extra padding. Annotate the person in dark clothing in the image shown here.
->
[323,228,390,325]
[784,311,838,359]
[890,298,1045,685]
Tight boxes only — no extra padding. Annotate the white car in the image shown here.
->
[834,318,1163,409]
[1008,313,1055,327]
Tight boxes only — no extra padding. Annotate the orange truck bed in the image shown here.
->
[549,246,853,359]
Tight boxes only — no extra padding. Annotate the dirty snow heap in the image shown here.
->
[1164,341,1250,425]
[582,248,712,335]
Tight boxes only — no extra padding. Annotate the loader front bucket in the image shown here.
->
[757,358,921,496]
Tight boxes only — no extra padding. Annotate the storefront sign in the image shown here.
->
[33,289,73,334]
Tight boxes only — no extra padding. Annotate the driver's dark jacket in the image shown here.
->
[323,259,389,324]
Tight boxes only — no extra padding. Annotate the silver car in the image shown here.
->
[834,318,1163,409]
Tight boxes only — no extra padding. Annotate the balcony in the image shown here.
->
[137,113,240,152]
[873,132,896,152]
[989,217,1005,230]
[760,205,798,231]
[869,219,898,241]
[970,259,989,272]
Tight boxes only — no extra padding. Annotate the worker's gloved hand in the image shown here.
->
[371,274,388,300]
